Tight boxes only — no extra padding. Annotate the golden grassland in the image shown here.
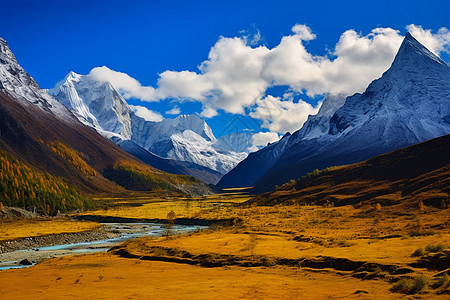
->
[80,191,251,219]
[1,190,449,299]
[0,218,101,241]
[0,252,403,300]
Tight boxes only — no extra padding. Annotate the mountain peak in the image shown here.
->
[0,37,18,64]
[392,32,446,67]
[65,71,81,80]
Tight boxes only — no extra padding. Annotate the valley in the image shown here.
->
[0,10,449,299]
[0,187,448,298]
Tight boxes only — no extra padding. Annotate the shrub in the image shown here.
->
[337,240,356,247]
[425,243,447,253]
[261,256,276,267]
[391,275,430,294]
[411,248,425,257]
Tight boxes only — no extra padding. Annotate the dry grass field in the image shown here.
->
[0,252,405,300]
[0,218,101,241]
[1,189,449,299]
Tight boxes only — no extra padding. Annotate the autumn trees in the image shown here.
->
[0,150,93,215]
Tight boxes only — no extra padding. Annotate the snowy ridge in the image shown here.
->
[51,72,252,174]
[130,114,250,174]
[49,72,133,139]
[214,132,255,154]
[0,37,74,121]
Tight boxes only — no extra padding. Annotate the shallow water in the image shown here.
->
[0,222,205,271]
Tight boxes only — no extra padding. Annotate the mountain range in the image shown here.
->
[1,31,448,200]
[218,33,450,192]
[49,73,254,183]
[0,36,212,208]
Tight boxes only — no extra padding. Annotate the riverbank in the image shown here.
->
[0,222,206,270]
[0,228,116,254]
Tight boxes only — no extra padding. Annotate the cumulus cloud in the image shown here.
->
[291,24,316,40]
[250,95,320,133]
[251,131,280,147]
[406,24,450,54]
[88,66,156,101]
[165,105,181,115]
[130,105,163,122]
[152,24,450,122]
[88,24,450,134]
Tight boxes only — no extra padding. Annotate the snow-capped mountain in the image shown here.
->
[0,37,213,196]
[219,32,450,191]
[0,37,74,121]
[50,73,251,174]
[130,114,248,174]
[214,132,255,154]
[50,72,133,139]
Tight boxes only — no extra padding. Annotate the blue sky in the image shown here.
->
[1,0,449,141]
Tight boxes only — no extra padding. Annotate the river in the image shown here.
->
[0,222,206,271]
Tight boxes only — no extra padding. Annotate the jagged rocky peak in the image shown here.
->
[51,69,251,173]
[0,37,40,91]
[0,37,74,119]
[0,37,19,64]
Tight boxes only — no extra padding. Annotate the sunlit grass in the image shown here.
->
[0,218,101,241]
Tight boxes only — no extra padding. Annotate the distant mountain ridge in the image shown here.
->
[50,74,254,177]
[219,32,450,192]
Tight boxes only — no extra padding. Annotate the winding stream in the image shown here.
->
[0,222,206,271]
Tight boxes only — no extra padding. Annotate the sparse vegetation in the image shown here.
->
[411,243,449,257]
[411,248,425,257]
[391,275,430,294]
[48,141,99,176]
[299,166,342,181]
[424,243,448,253]
[432,274,450,290]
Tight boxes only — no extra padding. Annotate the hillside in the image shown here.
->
[253,134,450,208]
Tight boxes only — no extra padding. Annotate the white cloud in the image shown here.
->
[250,95,320,133]
[406,24,450,54]
[291,24,316,41]
[88,66,156,101]
[151,24,450,133]
[87,24,450,135]
[156,71,213,100]
[166,105,181,115]
[251,131,280,147]
[130,105,163,122]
